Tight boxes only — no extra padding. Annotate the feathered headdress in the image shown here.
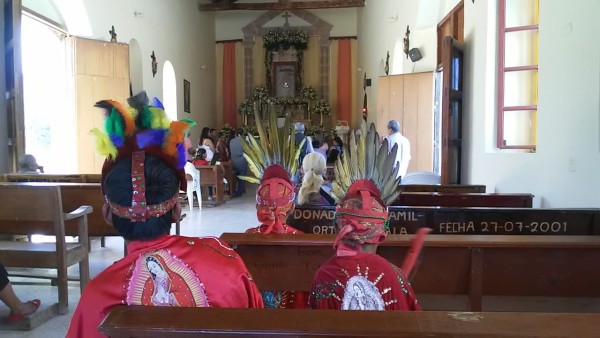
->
[331,121,402,205]
[91,92,194,195]
[331,121,403,256]
[238,104,305,185]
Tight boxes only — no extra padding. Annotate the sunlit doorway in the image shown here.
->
[21,13,76,173]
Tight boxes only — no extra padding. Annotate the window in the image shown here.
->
[497,0,538,150]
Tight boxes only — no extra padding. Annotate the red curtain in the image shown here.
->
[337,39,352,123]
[222,42,237,127]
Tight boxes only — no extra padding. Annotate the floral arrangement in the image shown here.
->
[300,87,318,101]
[237,99,254,116]
[252,86,269,102]
[263,29,309,52]
[270,96,305,106]
[219,124,235,139]
[306,124,325,136]
[313,99,331,116]
[243,125,258,136]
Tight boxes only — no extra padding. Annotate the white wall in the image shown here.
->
[356,0,459,129]
[0,3,8,173]
[215,8,358,40]
[464,0,600,207]
[24,0,216,144]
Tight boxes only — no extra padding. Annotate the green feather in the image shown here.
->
[237,175,261,184]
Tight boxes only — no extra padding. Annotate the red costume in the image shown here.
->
[244,165,306,308]
[67,236,263,338]
[309,180,421,311]
[67,95,263,338]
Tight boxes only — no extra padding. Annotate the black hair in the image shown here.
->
[236,128,244,136]
[104,154,179,241]
[196,148,207,160]
[333,136,344,147]
[200,127,210,144]
[311,138,322,149]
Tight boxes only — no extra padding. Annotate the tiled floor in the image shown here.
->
[0,187,259,337]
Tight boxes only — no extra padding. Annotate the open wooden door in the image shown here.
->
[3,0,24,172]
[440,36,464,184]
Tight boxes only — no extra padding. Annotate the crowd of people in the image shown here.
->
[3,92,419,337]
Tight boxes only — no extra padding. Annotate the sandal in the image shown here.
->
[7,299,41,322]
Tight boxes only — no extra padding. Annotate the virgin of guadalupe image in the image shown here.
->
[142,255,195,307]
[341,276,385,311]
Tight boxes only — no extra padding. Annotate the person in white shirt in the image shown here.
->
[384,120,411,179]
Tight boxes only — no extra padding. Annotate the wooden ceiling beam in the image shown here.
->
[199,0,365,11]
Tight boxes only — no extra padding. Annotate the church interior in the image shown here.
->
[0,0,599,336]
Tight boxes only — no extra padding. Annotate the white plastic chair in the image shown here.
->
[400,171,441,185]
[184,162,202,210]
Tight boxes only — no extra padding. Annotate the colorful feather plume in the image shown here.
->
[164,120,191,157]
[90,128,118,159]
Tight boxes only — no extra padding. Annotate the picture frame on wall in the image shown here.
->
[183,79,191,113]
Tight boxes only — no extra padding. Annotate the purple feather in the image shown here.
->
[137,129,166,148]
[153,97,165,110]
[109,134,124,147]
[176,143,186,168]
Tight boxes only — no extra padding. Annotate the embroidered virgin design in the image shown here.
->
[126,250,208,307]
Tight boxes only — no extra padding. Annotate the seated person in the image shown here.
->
[240,114,308,309]
[297,153,331,206]
[326,136,344,165]
[67,93,263,338]
[192,148,209,166]
[0,262,40,321]
[309,123,420,311]
[312,139,328,160]
[17,154,43,174]
[215,131,230,162]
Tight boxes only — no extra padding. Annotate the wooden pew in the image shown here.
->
[221,162,235,197]
[393,192,534,208]
[287,205,600,235]
[0,173,86,183]
[100,306,600,337]
[0,182,183,252]
[0,184,91,323]
[196,165,225,205]
[401,184,486,193]
[219,233,600,312]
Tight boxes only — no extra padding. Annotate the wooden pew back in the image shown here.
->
[393,192,534,208]
[220,233,600,311]
[287,205,600,235]
[401,184,486,193]
[0,183,91,316]
[100,306,600,338]
[196,165,225,204]
[0,173,85,183]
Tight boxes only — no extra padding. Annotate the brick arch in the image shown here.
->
[241,10,332,99]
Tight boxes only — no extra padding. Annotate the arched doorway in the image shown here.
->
[162,61,177,120]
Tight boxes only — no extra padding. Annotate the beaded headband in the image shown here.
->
[105,151,178,222]
[256,177,295,207]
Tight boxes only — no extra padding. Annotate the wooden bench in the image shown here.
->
[221,161,235,197]
[220,233,600,312]
[196,165,225,205]
[393,192,534,208]
[401,184,486,193]
[1,182,183,253]
[0,184,91,325]
[287,205,600,235]
[99,306,600,337]
[0,173,102,183]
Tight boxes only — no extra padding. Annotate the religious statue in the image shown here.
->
[403,26,410,59]
[151,51,157,78]
[384,51,390,75]
[109,25,117,43]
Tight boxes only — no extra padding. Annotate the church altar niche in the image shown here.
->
[241,9,333,136]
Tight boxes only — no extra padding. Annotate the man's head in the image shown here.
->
[255,165,295,234]
[18,154,39,172]
[102,152,182,241]
[294,122,305,134]
[334,180,389,256]
[94,93,190,242]
[235,128,244,137]
[387,120,400,136]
